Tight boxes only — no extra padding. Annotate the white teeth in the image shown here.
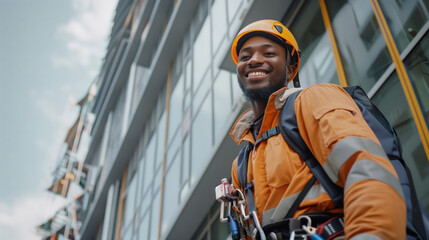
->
[248,72,266,77]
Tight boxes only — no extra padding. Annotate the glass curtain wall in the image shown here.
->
[285,0,340,88]
[191,202,232,240]
[116,0,429,239]
[162,0,242,238]
[118,81,167,240]
[323,0,429,208]
[119,0,245,239]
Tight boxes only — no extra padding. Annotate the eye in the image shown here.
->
[239,55,250,62]
[264,52,276,57]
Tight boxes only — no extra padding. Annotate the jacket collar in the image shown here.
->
[230,87,303,145]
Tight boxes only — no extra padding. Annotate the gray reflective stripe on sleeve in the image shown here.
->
[345,159,404,200]
[261,184,327,225]
[350,233,382,240]
[324,137,389,183]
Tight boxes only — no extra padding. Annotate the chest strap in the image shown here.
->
[255,126,281,146]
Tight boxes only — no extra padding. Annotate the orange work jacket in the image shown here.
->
[230,84,406,239]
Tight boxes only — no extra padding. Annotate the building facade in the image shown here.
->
[48,0,429,239]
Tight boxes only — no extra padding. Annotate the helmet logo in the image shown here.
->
[274,24,283,33]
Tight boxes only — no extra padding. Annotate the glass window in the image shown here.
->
[371,72,429,209]
[190,201,230,240]
[191,94,213,184]
[140,189,151,220]
[138,155,146,200]
[288,0,339,88]
[166,130,180,167]
[156,112,167,170]
[143,135,156,191]
[121,226,132,240]
[149,190,161,240]
[402,33,429,205]
[182,135,190,185]
[230,72,242,105]
[213,70,233,143]
[325,0,392,91]
[211,0,227,53]
[403,32,429,129]
[193,17,211,92]
[193,72,211,115]
[137,211,149,240]
[379,0,429,52]
[153,165,163,193]
[161,153,181,237]
[210,217,230,240]
[168,74,184,143]
[227,0,242,23]
[122,174,138,229]
[185,58,192,92]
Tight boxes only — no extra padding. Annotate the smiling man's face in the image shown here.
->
[236,36,287,101]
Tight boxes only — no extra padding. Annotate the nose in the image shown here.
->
[248,52,263,67]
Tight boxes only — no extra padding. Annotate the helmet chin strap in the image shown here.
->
[293,74,300,88]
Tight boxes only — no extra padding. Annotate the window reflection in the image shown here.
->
[227,0,242,23]
[161,153,181,237]
[122,174,137,230]
[193,17,211,92]
[155,112,167,170]
[143,135,156,192]
[214,70,233,142]
[379,0,429,52]
[149,190,161,240]
[182,135,190,186]
[193,72,211,115]
[288,0,339,88]
[191,94,213,184]
[138,212,149,240]
[326,0,391,91]
[371,73,429,208]
[403,32,429,129]
[139,190,150,220]
[168,75,184,144]
[211,0,227,53]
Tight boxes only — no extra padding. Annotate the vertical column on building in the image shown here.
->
[158,63,173,239]
[319,0,348,87]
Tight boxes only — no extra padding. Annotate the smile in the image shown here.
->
[248,71,267,77]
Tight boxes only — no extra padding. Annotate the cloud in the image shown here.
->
[0,192,67,240]
[53,0,118,78]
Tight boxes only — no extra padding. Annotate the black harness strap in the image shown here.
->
[255,126,281,146]
[284,176,317,219]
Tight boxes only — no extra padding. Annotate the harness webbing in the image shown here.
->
[255,126,280,146]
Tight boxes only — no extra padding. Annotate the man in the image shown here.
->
[229,19,406,239]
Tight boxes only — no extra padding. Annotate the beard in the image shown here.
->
[238,77,285,102]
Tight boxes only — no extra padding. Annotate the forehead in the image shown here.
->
[239,36,285,54]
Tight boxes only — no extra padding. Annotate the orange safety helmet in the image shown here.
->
[231,19,300,83]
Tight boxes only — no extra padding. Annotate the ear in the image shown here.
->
[286,64,297,82]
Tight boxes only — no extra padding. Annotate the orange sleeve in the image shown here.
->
[294,84,406,239]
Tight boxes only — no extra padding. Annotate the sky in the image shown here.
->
[0,0,118,239]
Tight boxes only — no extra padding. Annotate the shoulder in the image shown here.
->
[295,84,358,116]
[298,84,349,100]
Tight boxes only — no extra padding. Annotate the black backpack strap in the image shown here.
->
[237,143,251,190]
[278,90,344,211]
[284,176,317,219]
[236,143,257,214]
[255,126,281,146]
